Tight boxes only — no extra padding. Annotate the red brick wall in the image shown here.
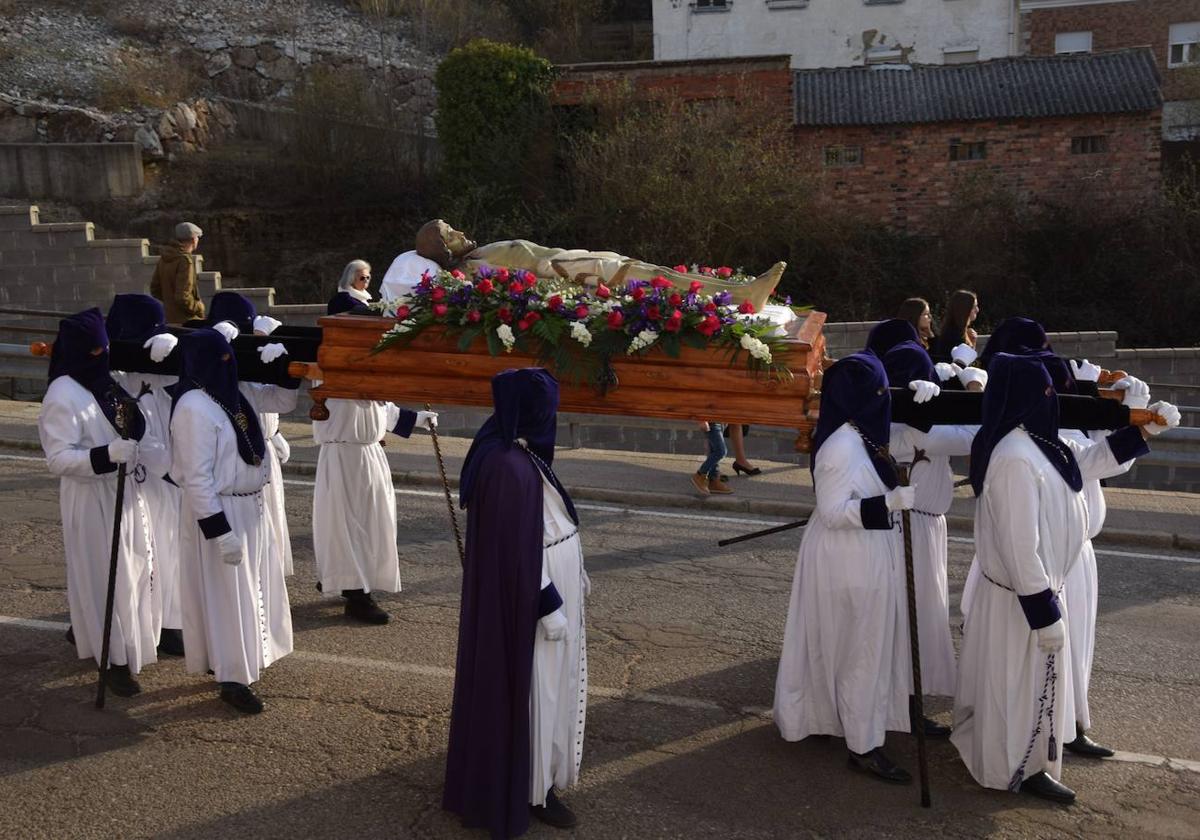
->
[1023,0,1200,100]
[797,112,1162,231]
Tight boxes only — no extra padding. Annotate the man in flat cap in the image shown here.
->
[151,222,206,324]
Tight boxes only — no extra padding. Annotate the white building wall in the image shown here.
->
[651,0,1019,68]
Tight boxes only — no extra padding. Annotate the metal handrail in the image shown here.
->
[0,307,72,318]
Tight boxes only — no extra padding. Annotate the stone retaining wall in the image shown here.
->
[0,143,144,201]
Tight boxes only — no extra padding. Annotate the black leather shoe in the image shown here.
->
[65,625,75,645]
[1065,726,1115,759]
[912,713,952,739]
[530,789,577,829]
[106,664,141,697]
[219,683,264,714]
[732,461,762,476]
[1020,771,1076,804]
[344,592,390,625]
[157,628,185,657]
[847,748,912,784]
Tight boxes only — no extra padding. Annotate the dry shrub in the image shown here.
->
[104,10,170,43]
[96,51,200,110]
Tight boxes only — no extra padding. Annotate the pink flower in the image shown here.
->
[700,265,712,275]
[631,286,646,302]
[496,268,510,283]
[651,275,673,290]
[673,264,688,273]
[738,300,756,314]
[548,295,563,310]
[525,311,541,323]
[717,266,733,279]
[668,292,683,307]
[689,280,704,294]
[596,283,611,300]
[520,270,536,286]
[517,317,531,331]
[418,271,432,288]
[476,278,495,295]
[395,305,411,320]
[466,309,481,324]
[450,269,466,281]
[432,303,448,318]
[646,304,661,321]
[575,305,589,319]
[703,301,717,313]
[606,310,624,330]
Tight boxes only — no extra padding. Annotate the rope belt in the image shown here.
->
[982,570,1015,592]
[910,509,944,519]
[221,489,263,498]
[544,530,579,550]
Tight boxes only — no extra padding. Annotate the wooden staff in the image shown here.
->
[425,403,465,566]
[896,461,932,808]
[717,519,808,547]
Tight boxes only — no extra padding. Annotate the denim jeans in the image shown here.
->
[698,422,726,479]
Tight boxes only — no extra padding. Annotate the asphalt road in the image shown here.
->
[0,449,1198,839]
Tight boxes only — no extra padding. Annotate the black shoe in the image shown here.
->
[65,625,75,645]
[847,748,912,784]
[315,581,322,593]
[219,683,264,714]
[157,628,185,657]
[530,789,577,829]
[732,461,762,476]
[344,592,390,625]
[1065,726,1115,759]
[912,714,952,740]
[106,664,141,697]
[1020,771,1076,804]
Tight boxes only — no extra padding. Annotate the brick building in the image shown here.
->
[1020,0,1200,142]
[552,49,1163,232]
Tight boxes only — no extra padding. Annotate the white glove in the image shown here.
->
[539,608,568,642]
[415,410,438,429]
[212,321,239,343]
[107,438,137,464]
[908,379,941,404]
[1113,376,1150,409]
[884,485,915,512]
[136,441,170,475]
[581,567,592,598]
[258,343,287,364]
[934,362,959,382]
[1036,618,1066,654]
[142,332,178,363]
[1069,358,1102,383]
[214,531,243,566]
[253,315,282,336]
[957,366,988,391]
[951,343,977,367]
[270,431,291,464]
[1145,401,1181,435]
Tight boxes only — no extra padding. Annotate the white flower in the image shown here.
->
[627,328,659,354]
[569,321,592,347]
[740,333,773,364]
[387,321,413,336]
[496,323,515,352]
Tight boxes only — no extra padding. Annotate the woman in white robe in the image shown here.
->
[774,352,917,784]
[38,308,164,697]
[251,314,294,578]
[951,352,1173,803]
[170,329,300,714]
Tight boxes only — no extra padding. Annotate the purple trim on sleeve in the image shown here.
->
[199,512,232,539]
[537,582,563,619]
[860,495,892,530]
[1018,588,1062,630]
[392,409,417,438]
[89,445,117,475]
[1107,425,1149,464]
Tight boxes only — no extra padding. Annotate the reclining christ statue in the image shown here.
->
[380,220,786,313]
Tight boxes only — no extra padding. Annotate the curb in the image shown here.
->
[3,436,1194,552]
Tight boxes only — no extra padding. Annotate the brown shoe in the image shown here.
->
[708,476,734,494]
[690,472,710,495]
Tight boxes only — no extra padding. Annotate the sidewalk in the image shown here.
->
[1,399,1197,551]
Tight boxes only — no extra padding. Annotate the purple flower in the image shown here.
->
[477,265,494,278]
[713,291,733,306]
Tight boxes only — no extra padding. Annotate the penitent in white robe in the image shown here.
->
[114,371,183,630]
[312,399,407,594]
[773,422,910,755]
[888,422,977,697]
[172,384,298,686]
[258,407,293,577]
[530,472,588,806]
[1060,428,1132,732]
[39,376,161,672]
[952,429,1128,791]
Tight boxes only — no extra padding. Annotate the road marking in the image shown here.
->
[2,613,1199,773]
[948,534,1200,565]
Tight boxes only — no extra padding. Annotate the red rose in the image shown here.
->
[498,307,512,323]
[517,318,531,331]
[476,278,494,295]
[717,266,733,279]
[548,295,563,310]
[606,310,624,329]
[496,268,510,283]
[696,314,721,337]
[395,305,410,320]
[596,283,611,300]
[525,311,541,323]
[575,305,589,319]
[646,304,661,321]
[738,300,756,314]
[703,301,717,313]
[700,265,712,275]
[430,286,446,302]
[651,275,673,290]
[521,270,536,286]
[432,303,448,317]
[466,309,482,323]
[631,286,646,301]
[689,280,704,294]
[450,269,466,281]
[668,292,683,307]
[665,309,683,332]
[673,264,688,273]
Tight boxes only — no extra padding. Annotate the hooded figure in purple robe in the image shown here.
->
[865,318,921,360]
[444,367,582,839]
[204,291,257,334]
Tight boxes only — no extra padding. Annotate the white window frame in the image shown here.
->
[765,0,809,9]
[866,46,905,64]
[943,45,980,64]
[1055,31,1093,54]
[691,0,732,13]
[1168,22,1200,68]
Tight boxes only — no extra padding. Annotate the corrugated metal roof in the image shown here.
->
[793,49,1161,127]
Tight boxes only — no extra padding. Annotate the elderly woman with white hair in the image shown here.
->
[328,260,374,315]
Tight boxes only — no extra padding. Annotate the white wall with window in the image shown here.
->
[651,0,1018,68]
[1168,21,1200,68]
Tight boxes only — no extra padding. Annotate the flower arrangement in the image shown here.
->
[371,265,793,384]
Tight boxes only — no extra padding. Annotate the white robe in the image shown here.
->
[380,250,441,302]
[114,371,183,630]
[952,429,1126,790]
[530,474,588,805]
[773,423,910,755]
[171,384,298,686]
[258,408,294,577]
[312,399,403,594]
[889,422,977,697]
[39,376,161,672]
